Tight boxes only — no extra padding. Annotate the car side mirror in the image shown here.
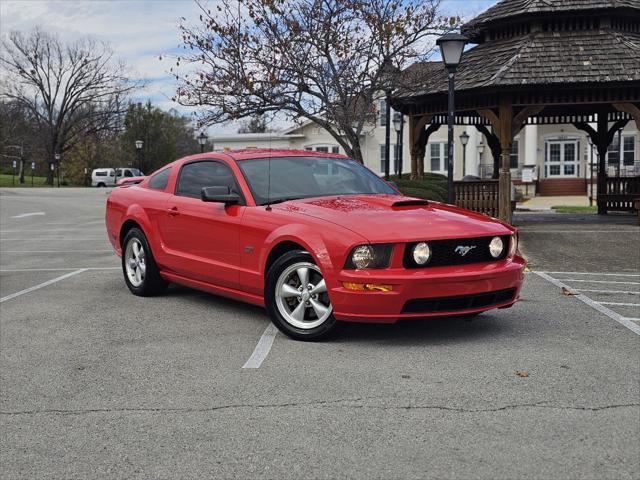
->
[201,186,240,205]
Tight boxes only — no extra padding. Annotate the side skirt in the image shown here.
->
[160,271,265,308]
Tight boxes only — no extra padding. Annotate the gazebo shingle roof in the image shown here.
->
[463,0,640,33]
[396,29,640,98]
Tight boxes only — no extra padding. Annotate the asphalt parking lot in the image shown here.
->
[1,188,639,479]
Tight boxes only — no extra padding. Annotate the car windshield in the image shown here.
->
[238,156,397,206]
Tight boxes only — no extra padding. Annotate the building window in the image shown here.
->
[607,134,636,166]
[315,146,329,153]
[429,143,448,172]
[509,140,519,169]
[379,99,387,126]
[379,144,397,173]
[304,147,313,151]
[332,146,340,154]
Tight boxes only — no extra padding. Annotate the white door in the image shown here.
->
[545,140,579,178]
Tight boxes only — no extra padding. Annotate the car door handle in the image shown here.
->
[167,206,179,216]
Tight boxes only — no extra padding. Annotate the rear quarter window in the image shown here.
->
[148,168,172,191]
[95,171,107,177]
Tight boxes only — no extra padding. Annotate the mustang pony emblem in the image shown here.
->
[454,245,477,256]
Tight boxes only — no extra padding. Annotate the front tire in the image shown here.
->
[265,251,337,341]
[121,227,168,296]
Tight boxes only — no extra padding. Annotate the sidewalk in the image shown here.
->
[517,195,592,211]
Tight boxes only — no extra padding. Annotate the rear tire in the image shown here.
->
[97,182,106,188]
[121,227,168,296]
[265,251,337,341]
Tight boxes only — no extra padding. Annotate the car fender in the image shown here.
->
[119,203,156,252]
[260,222,368,283]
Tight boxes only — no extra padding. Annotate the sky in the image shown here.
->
[1,0,499,133]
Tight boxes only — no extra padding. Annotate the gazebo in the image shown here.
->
[392,0,640,223]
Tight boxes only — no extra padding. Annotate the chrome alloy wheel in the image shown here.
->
[274,262,333,329]
[125,238,146,287]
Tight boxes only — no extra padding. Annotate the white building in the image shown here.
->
[211,104,638,196]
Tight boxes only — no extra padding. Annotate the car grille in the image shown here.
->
[401,288,516,314]
[403,235,510,268]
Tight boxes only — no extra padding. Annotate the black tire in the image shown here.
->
[121,227,168,296]
[265,250,337,341]
[97,182,106,188]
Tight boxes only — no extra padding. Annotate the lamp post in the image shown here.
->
[587,136,593,207]
[436,32,468,204]
[54,153,61,187]
[198,131,208,153]
[381,58,399,181]
[477,143,485,177]
[135,140,144,172]
[393,112,404,178]
[459,131,470,177]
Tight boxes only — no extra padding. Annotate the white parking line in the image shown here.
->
[543,271,640,277]
[576,289,640,295]
[0,269,87,303]
[557,279,640,285]
[598,302,640,307]
[242,323,279,369]
[11,212,45,219]
[535,272,640,336]
[1,267,119,272]
[520,230,639,233]
[3,250,113,253]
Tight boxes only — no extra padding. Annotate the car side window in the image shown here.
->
[125,170,133,177]
[148,168,171,191]
[176,161,241,199]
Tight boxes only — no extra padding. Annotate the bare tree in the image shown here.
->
[0,28,137,183]
[175,0,454,163]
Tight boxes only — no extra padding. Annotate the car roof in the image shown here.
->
[224,148,349,161]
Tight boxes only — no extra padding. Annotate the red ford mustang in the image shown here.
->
[105,149,525,340]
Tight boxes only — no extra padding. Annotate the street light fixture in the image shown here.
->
[459,131,470,177]
[393,112,404,178]
[198,131,208,153]
[135,140,144,172]
[436,32,468,204]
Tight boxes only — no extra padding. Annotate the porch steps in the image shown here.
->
[538,178,586,196]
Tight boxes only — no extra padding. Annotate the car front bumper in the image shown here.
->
[329,256,526,323]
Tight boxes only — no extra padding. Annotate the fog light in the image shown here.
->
[413,242,432,265]
[342,282,393,292]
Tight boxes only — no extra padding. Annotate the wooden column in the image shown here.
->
[498,100,514,224]
[479,102,514,223]
[408,114,432,179]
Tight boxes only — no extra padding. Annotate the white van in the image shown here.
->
[91,168,143,187]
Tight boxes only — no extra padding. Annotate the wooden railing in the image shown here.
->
[599,176,640,212]
[454,180,499,217]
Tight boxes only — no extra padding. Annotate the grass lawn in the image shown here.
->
[551,205,597,214]
[0,173,50,187]
[0,174,81,187]
[389,173,447,202]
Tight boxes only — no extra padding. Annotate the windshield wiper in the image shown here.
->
[261,196,303,206]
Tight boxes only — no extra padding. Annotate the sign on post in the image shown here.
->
[12,160,17,169]
[31,162,36,170]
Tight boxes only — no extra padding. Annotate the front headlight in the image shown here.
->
[489,236,504,258]
[346,244,393,269]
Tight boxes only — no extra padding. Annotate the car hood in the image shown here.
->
[275,194,513,243]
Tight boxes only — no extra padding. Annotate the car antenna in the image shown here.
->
[266,125,272,211]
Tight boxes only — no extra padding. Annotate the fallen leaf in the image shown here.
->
[562,287,577,296]
[515,370,529,378]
